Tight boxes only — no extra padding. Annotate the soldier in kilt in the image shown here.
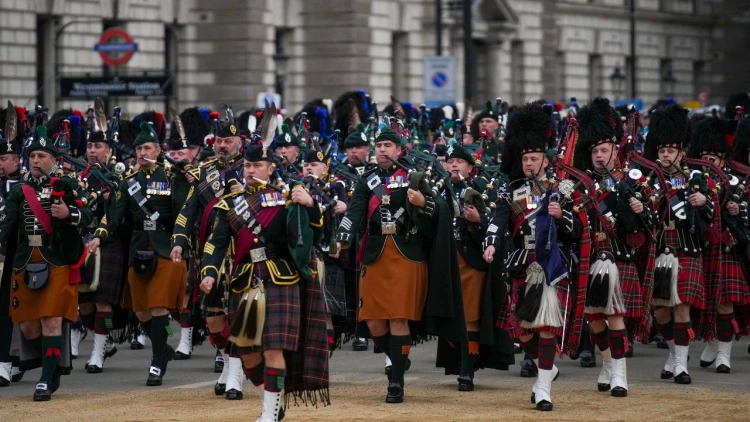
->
[573,98,655,397]
[168,107,214,362]
[0,117,24,386]
[52,109,126,374]
[301,144,350,350]
[483,103,586,411]
[334,128,467,404]
[690,115,750,374]
[644,104,710,385]
[0,126,94,401]
[199,124,328,422]
[88,122,192,387]
[171,112,245,399]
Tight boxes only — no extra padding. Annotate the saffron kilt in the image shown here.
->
[499,272,574,342]
[457,253,486,323]
[228,261,301,352]
[127,257,187,312]
[719,252,750,305]
[79,240,125,306]
[10,249,78,323]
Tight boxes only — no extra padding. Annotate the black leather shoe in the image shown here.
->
[716,364,731,374]
[520,355,537,378]
[598,382,610,392]
[536,400,553,411]
[214,349,224,373]
[225,388,243,400]
[174,350,191,361]
[579,350,596,368]
[33,383,52,401]
[0,376,8,387]
[215,382,226,395]
[161,345,175,377]
[352,338,368,351]
[661,369,674,379]
[611,386,627,397]
[146,372,162,386]
[386,383,404,403]
[674,371,692,384]
[11,368,25,383]
[624,340,634,358]
[130,341,144,350]
[457,375,474,392]
[655,334,669,349]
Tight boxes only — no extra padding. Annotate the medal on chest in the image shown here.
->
[146,181,171,196]
[260,191,285,207]
[385,175,408,190]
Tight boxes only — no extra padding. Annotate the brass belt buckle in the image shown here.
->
[381,222,396,235]
[250,247,268,263]
[28,235,43,247]
[143,220,156,231]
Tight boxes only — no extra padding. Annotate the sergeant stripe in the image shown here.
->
[340,217,352,231]
[204,243,215,255]
[175,215,188,227]
[488,223,498,233]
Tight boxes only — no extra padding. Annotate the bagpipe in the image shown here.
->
[724,159,750,258]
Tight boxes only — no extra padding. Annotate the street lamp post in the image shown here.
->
[662,70,677,98]
[609,66,626,100]
[272,39,289,108]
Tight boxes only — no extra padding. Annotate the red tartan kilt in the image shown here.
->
[499,273,573,341]
[719,253,750,305]
[676,254,705,310]
[616,261,643,318]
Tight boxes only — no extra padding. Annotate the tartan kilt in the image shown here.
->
[499,272,575,343]
[322,263,347,317]
[79,240,125,306]
[228,262,301,352]
[719,252,750,305]
[676,255,705,310]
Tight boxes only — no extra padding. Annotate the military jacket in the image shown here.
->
[451,177,489,272]
[485,178,581,274]
[335,161,439,265]
[95,165,190,265]
[200,186,323,281]
[0,172,93,268]
[651,169,714,257]
[172,154,244,250]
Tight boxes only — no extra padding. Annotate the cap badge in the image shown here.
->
[230,125,237,135]
[285,133,291,143]
[317,151,324,161]
[361,133,366,141]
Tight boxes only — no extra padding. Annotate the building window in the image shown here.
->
[555,52,565,102]
[510,41,523,104]
[589,54,602,99]
[392,32,408,98]
[693,60,705,99]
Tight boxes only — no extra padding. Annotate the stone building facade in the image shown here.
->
[0,0,745,116]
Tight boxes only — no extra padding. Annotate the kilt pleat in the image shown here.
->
[79,240,125,305]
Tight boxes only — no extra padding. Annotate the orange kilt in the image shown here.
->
[10,248,78,323]
[127,256,187,312]
[457,253,486,323]
[358,237,428,321]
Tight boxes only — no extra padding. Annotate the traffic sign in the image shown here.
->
[424,56,455,108]
[95,28,138,66]
[256,92,281,108]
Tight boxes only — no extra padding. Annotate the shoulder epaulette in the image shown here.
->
[187,167,201,180]
[199,158,218,168]
[124,171,138,180]
[220,189,246,200]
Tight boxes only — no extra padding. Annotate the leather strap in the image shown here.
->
[21,184,52,234]
[357,168,407,262]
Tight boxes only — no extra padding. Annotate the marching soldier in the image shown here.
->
[88,121,191,386]
[0,125,94,400]
[436,143,510,391]
[573,98,654,397]
[199,108,329,421]
[333,128,466,404]
[274,124,302,175]
[644,104,710,385]
[483,103,585,411]
[0,107,24,387]
[691,115,750,374]
[171,113,245,398]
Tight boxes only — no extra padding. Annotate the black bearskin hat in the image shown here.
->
[643,104,691,161]
[725,92,750,120]
[687,116,731,160]
[133,110,165,143]
[236,109,257,137]
[500,102,556,181]
[729,116,750,165]
[573,97,624,170]
[332,92,368,136]
[45,112,83,156]
[168,107,210,148]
